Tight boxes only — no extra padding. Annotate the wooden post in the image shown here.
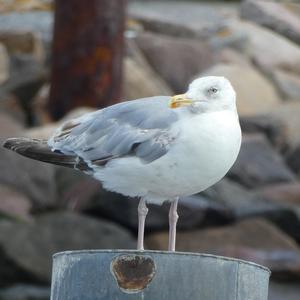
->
[48,0,126,120]
[50,250,270,299]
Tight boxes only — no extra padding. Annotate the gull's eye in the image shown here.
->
[208,87,218,94]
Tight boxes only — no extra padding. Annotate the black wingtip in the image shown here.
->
[2,137,18,150]
[2,137,90,171]
[2,137,45,153]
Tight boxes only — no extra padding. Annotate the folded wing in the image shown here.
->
[48,96,179,166]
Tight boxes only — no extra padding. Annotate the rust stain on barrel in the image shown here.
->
[111,254,156,293]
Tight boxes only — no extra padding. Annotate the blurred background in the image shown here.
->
[0,0,300,299]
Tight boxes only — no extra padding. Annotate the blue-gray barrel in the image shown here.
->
[50,250,270,300]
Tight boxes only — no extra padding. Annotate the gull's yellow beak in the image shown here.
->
[169,94,193,109]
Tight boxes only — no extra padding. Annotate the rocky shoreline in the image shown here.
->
[1,1,300,299]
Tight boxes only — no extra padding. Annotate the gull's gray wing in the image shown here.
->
[48,96,179,165]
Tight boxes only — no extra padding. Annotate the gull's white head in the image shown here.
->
[170,76,236,113]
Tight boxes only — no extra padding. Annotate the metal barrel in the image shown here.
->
[50,250,270,300]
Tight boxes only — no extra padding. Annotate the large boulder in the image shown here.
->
[128,1,235,39]
[0,12,53,47]
[0,0,52,13]
[271,69,300,101]
[241,0,300,45]
[0,112,23,139]
[201,63,281,116]
[0,30,44,62]
[2,53,48,99]
[53,166,101,211]
[269,281,300,300]
[0,184,32,221]
[228,134,295,188]
[0,42,9,84]
[84,192,232,232]
[286,144,300,175]
[260,183,300,208]
[284,2,300,19]
[203,178,284,219]
[124,39,173,100]
[0,212,136,283]
[124,56,172,99]
[228,20,300,75]
[25,106,96,138]
[0,144,57,209]
[239,114,288,152]
[270,102,300,149]
[0,95,26,125]
[257,182,300,242]
[218,48,251,67]
[206,178,300,243]
[146,218,300,279]
[135,32,215,92]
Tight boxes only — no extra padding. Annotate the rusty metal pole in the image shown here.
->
[48,0,126,120]
[50,250,270,300]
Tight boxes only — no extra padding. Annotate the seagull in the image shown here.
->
[3,76,241,251]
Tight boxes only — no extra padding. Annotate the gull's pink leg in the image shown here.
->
[137,198,148,250]
[168,197,179,251]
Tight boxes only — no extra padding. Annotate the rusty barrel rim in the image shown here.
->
[52,249,271,274]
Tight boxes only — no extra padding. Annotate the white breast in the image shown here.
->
[93,110,241,204]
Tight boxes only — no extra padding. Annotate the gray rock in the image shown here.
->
[241,0,300,45]
[258,183,300,241]
[0,95,26,125]
[208,27,248,52]
[0,212,136,283]
[24,124,56,140]
[0,284,50,300]
[0,144,57,209]
[271,69,300,101]
[240,114,288,152]
[24,106,96,139]
[124,39,173,100]
[227,20,300,75]
[269,281,300,300]
[0,54,48,124]
[135,32,215,92]
[129,1,245,52]
[201,63,281,116]
[208,179,300,243]
[218,48,251,67]
[84,191,231,232]
[8,54,48,94]
[203,178,284,219]
[229,134,295,188]
[129,1,237,39]
[54,166,101,211]
[0,184,32,221]
[0,42,9,84]
[0,12,53,46]
[0,112,23,138]
[146,218,300,279]
[283,2,300,19]
[270,102,300,149]
[0,0,53,13]
[124,56,172,99]
[0,234,38,287]
[0,30,44,62]
[30,84,51,125]
[286,144,300,174]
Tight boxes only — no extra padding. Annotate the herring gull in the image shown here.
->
[3,76,241,251]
